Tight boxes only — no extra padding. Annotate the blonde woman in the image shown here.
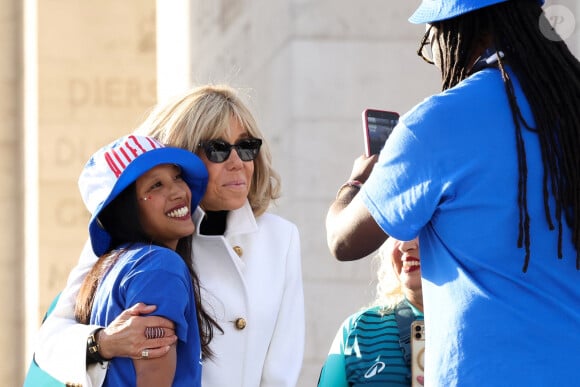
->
[318,237,423,386]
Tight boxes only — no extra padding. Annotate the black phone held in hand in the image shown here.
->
[362,108,400,157]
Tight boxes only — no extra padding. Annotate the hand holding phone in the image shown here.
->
[362,108,399,157]
[411,320,425,387]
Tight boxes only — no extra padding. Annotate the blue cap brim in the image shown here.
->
[409,0,544,24]
[89,147,208,256]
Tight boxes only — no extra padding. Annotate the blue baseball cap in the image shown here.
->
[409,0,545,24]
[79,134,208,256]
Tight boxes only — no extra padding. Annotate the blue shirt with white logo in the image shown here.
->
[318,300,423,386]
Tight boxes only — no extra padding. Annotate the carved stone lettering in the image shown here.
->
[68,77,156,109]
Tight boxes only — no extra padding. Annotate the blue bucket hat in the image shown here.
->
[409,0,545,24]
[79,134,208,256]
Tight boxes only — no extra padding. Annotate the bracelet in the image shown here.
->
[87,328,111,365]
[336,180,363,199]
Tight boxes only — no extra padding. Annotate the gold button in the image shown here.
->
[233,246,243,257]
[235,317,247,330]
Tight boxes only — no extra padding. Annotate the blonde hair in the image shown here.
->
[135,84,281,216]
[370,238,405,312]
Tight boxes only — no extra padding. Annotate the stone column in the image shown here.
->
[0,0,24,384]
[157,1,439,385]
[20,0,156,384]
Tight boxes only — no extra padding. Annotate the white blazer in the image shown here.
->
[33,201,305,387]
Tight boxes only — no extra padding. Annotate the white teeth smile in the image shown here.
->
[403,261,421,268]
[167,206,188,218]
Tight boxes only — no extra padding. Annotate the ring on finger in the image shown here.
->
[141,349,149,359]
[145,327,165,339]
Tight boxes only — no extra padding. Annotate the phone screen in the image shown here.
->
[362,109,400,156]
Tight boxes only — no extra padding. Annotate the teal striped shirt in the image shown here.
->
[318,300,423,386]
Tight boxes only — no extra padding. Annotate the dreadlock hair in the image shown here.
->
[75,182,222,359]
[432,0,580,272]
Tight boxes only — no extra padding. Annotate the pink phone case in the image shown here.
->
[411,320,425,387]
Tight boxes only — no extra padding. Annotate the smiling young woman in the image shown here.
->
[72,134,217,386]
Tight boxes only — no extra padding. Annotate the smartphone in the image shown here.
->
[362,108,400,157]
[411,320,425,387]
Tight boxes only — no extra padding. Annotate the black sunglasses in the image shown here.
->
[199,138,262,163]
[417,25,435,65]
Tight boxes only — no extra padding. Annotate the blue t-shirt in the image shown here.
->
[362,68,580,386]
[318,300,423,387]
[90,243,201,387]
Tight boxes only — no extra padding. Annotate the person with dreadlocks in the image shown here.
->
[325,0,580,385]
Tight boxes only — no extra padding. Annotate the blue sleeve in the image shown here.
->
[120,249,193,342]
[362,109,447,242]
